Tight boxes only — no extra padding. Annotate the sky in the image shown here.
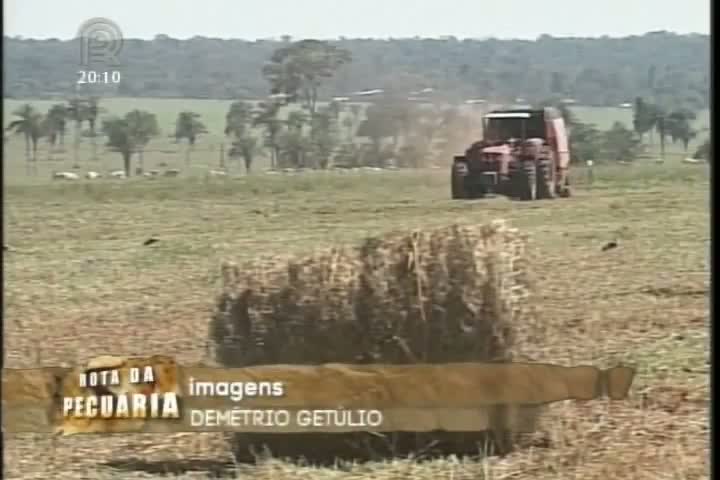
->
[4,0,710,40]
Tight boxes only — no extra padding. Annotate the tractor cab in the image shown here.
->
[451,107,572,201]
[483,108,560,143]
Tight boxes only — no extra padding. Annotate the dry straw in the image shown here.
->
[210,220,543,462]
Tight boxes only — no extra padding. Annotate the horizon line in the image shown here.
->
[3,30,710,43]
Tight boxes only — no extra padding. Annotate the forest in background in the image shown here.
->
[4,32,710,109]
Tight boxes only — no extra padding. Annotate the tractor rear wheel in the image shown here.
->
[536,158,556,199]
[517,162,537,201]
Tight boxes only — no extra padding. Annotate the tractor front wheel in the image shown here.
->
[451,163,468,199]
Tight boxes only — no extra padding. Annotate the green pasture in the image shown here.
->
[2,98,710,186]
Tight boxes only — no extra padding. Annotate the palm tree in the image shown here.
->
[66,98,88,168]
[253,101,283,169]
[102,117,135,176]
[666,109,698,152]
[175,111,207,165]
[103,110,160,176]
[285,111,309,167]
[42,116,55,161]
[277,129,311,169]
[224,101,259,171]
[633,98,677,159]
[126,110,160,174]
[224,101,254,138]
[29,116,46,168]
[229,135,259,173]
[86,97,105,162]
[652,106,668,161]
[309,111,339,169]
[6,104,44,174]
[632,97,655,143]
[286,110,308,133]
[47,104,68,147]
[44,104,71,161]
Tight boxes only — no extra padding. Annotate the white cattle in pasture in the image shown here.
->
[208,170,228,177]
[110,170,127,179]
[330,167,364,174]
[52,171,80,180]
[281,168,303,174]
[85,171,102,179]
[682,157,703,164]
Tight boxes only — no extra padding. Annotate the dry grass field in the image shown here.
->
[3,161,710,479]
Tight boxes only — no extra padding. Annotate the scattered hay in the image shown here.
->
[210,220,543,463]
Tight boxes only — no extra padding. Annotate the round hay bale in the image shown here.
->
[210,220,543,463]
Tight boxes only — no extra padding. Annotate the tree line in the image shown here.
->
[5,39,710,176]
[5,32,709,109]
[563,98,709,164]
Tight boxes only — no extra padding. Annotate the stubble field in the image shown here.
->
[2,135,711,478]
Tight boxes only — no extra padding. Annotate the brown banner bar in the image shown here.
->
[2,357,635,435]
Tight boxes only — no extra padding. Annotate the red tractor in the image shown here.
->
[451,107,572,200]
